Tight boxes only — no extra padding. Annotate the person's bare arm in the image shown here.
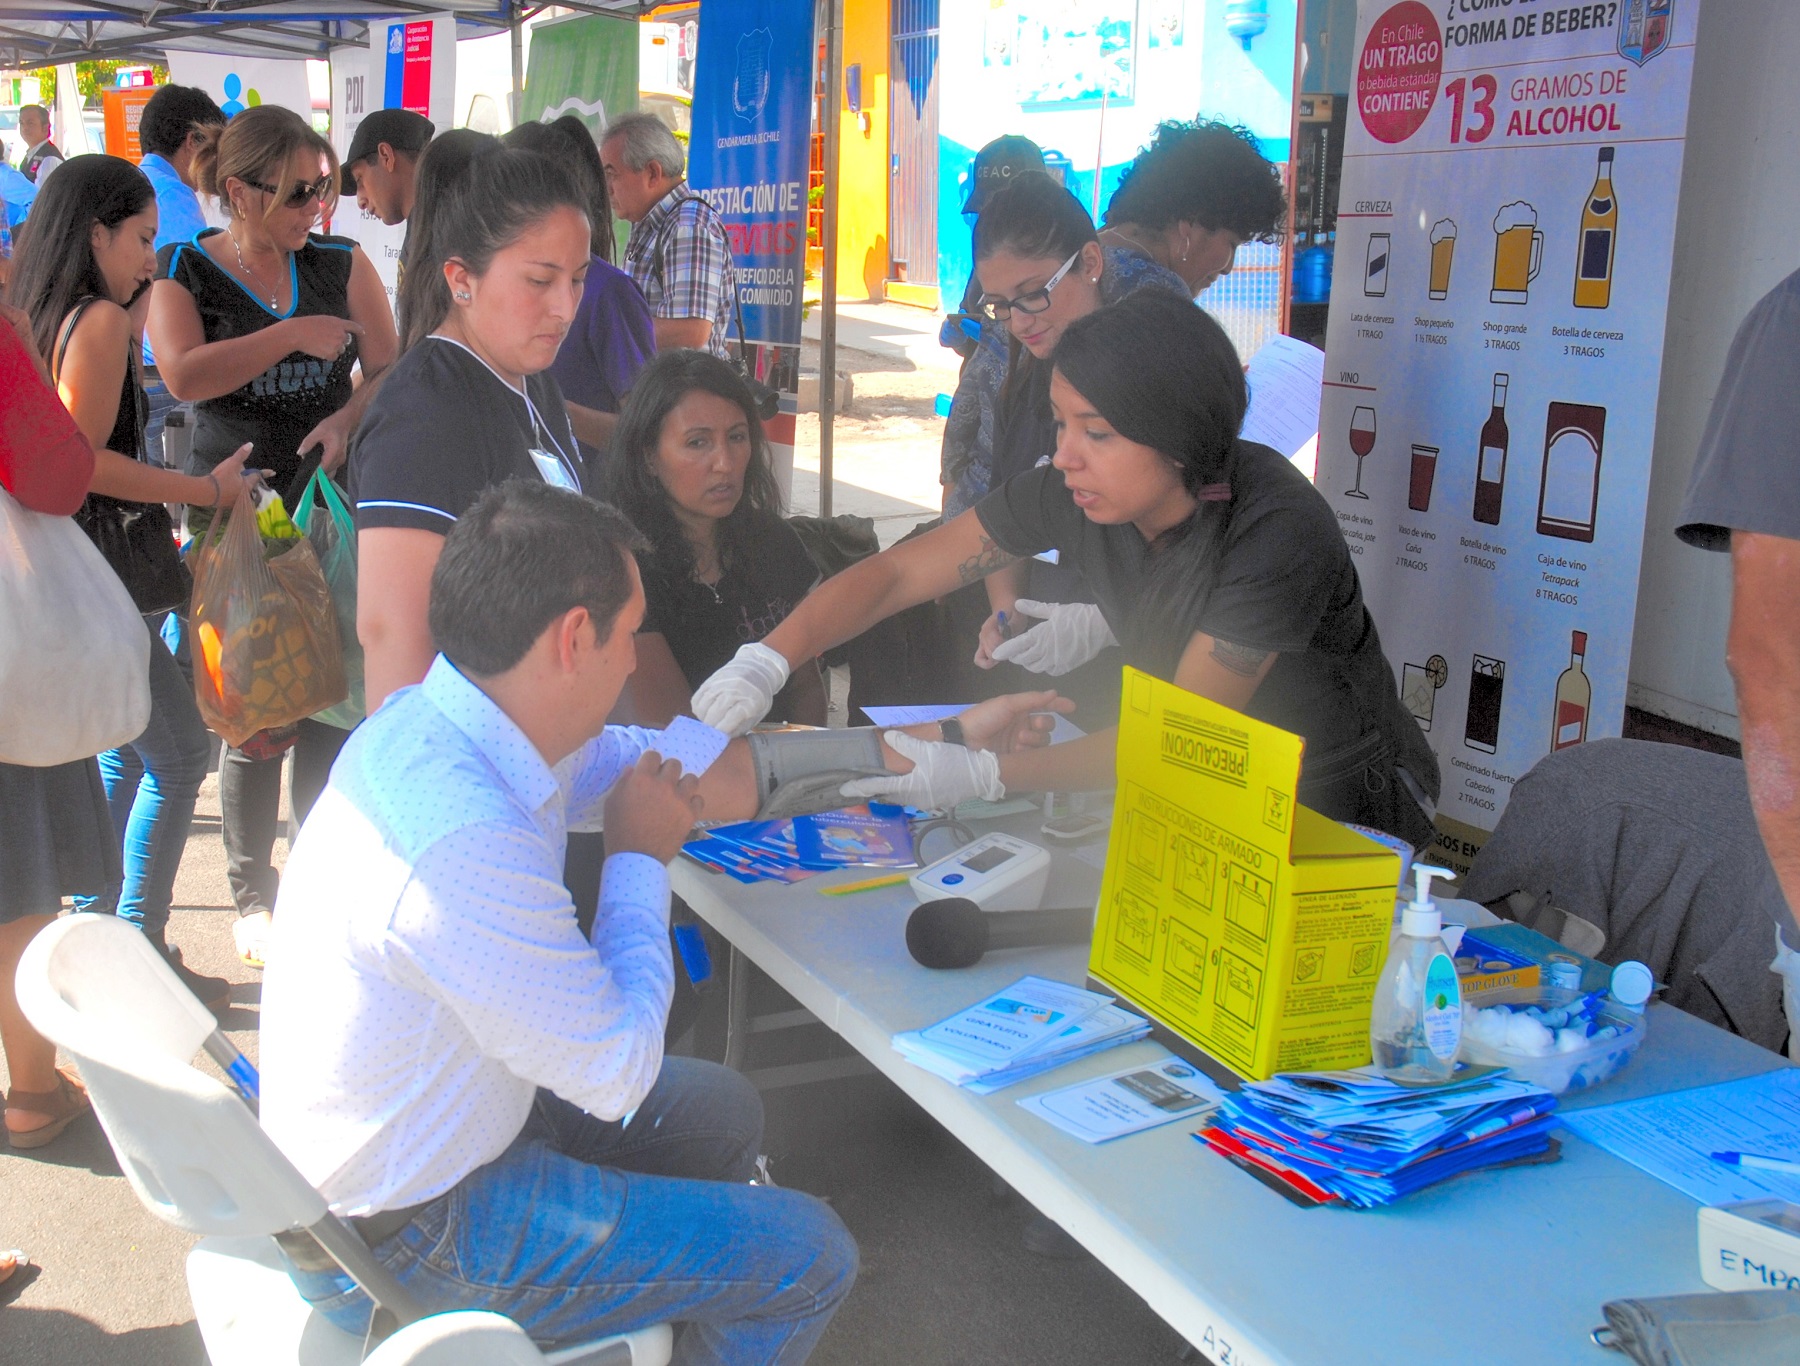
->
[993,631,1278,794]
[781,657,829,727]
[652,317,714,352]
[56,301,246,504]
[761,508,1019,668]
[1729,530,1800,914]
[566,402,619,449]
[149,277,362,402]
[620,632,695,729]
[359,527,444,711]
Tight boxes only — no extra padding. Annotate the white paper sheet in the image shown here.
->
[1241,334,1325,464]
[1020,1057,1224,1142]
[1561,1069,1800,1206]
[861,704,1086,747]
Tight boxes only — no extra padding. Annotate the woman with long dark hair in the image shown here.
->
[506,117,655,452]
[603,350,822,726]
[148,104,397,967]
[10,153,260,1008]
[351,140,591,707]
[695,292,1440,846]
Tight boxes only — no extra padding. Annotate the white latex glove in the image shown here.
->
[840,730,1005,812]
[690,641,790,736]
[990,599,1117,676]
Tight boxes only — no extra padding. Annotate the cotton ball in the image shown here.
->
[1504,1013,1555,1055]
[1555,1027,1587,1053]
[1467,1006,1508,1045]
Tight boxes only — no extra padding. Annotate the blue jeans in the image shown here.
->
[142,370,179,465]
[285,1059,856,1364]
[88,614,210,942]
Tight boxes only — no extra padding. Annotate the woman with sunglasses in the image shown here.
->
[149,104,398,967]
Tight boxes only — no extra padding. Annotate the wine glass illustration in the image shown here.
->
[1346,406,1377,499]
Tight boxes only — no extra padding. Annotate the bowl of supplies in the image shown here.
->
[1458,985,1646,1095]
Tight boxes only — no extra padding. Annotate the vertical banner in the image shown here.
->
[369,13,458,127]
[1316,1,1699,873]
[524,13,640,134]
[687,0,816,495]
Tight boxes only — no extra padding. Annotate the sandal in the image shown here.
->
[5,1067,91,1151]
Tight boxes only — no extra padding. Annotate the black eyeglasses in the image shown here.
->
[976,249,1083,321]
[243,174,336,210]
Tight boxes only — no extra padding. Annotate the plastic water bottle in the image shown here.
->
[1370,864,1463,1083]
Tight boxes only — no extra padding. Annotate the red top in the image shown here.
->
[0,320,95,515]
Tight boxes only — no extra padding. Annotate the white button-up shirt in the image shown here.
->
[260,656,674,1216]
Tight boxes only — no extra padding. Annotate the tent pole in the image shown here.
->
[817,0,844,519]
[510,0,525,127]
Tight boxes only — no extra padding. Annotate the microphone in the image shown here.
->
[905,897,1096,969]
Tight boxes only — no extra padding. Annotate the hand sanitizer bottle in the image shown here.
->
[1370,864,1463,1083]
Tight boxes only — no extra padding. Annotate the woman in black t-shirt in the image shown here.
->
[147,106,397,961]
[350,141,592,709]
[603,351,825,727]
[694,293,1440,846]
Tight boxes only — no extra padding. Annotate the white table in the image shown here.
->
[671,830,1788,1365]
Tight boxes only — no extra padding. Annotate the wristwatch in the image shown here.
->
[939,717,967,748]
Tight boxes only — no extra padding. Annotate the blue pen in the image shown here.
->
[1710,1151,1800,1176]
[996,610,1013,642]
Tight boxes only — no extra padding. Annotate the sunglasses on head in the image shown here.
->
[243,173,336,210]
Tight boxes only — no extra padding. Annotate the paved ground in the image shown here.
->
[1,302,1198,1364]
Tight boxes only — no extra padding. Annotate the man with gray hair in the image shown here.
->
[601,112,737,358]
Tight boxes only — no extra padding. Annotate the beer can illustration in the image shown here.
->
[1364,232,1390,298]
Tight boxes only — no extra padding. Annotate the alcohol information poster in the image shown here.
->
[1316,0,1699,869]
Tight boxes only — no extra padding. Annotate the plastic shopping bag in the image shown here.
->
[0,483,151,765]
[293,468,364,730]
[188,481,346,748]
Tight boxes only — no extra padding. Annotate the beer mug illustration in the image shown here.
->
[1489,202,1543,305]
[1428,219,1457,301]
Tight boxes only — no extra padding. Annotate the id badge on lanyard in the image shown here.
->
[529,447,580,491]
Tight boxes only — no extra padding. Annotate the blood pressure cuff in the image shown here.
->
[747,727,888,820]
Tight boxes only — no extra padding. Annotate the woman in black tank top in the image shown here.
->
[10,154,262,1010]
[146,107,398,966]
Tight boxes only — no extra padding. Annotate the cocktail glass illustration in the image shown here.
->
[1490,202,1543,304]
[1346,406,1376,499]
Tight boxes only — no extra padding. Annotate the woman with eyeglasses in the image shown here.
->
[149,103,398,967]
[946,174,1189,714]
[695,293,1440,848]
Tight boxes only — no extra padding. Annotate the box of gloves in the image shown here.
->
[1087,669,1404,1082]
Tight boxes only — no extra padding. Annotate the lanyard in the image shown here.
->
[428,334,579,490]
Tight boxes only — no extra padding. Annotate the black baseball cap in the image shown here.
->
[962,135,1046,215]
[344,109,434,169]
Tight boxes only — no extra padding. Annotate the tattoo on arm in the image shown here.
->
[954,534,1018,585]
[1210,638,1272,678]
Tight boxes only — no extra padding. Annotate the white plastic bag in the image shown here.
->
[0,483,151,766]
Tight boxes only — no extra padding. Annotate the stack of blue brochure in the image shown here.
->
[894,976,1150,1095]
[1199,1067,1558,1208]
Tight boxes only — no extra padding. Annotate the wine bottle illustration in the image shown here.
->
[1552,631,1591,751]
[1537,401,1607,542]
[1574,147,1618,309]
[1473,373,1509,526]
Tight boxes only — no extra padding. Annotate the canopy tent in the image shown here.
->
[0,1,654,68]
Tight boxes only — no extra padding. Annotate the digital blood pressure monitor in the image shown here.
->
[909,832,1051,913]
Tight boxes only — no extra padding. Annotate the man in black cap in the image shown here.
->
[343,108,434,228]
[939,135,1046,360]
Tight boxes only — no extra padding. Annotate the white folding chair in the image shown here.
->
[16,914,672,1366]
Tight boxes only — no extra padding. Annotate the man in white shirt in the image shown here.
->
[259,481,856,1362]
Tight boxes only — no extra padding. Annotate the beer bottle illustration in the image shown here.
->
[1574,147,1618,309]
[1473,373,1510,525]
[1552,630,1591,751]
[1537,401,1606,541]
